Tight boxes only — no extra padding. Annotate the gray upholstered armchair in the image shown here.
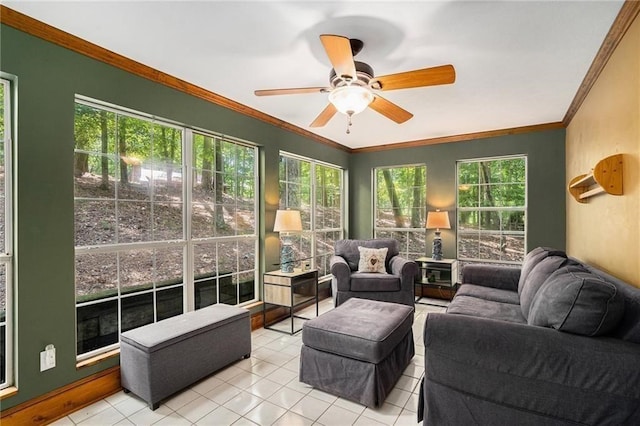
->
[330,239,418,307]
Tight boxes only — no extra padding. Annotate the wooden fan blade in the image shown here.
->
[310,103,337,127]
[369,95,413,124]
[254,87,328,96]
[374,65,456,91]
[320,34,357,80]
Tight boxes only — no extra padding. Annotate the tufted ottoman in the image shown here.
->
[299,298,414,407]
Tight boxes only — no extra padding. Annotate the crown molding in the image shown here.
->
[4,4,632,153]
[0,5,350,153]
[563,0,640,126]
[351,122,565,154]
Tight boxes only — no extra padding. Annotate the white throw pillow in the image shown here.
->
[357,246,388,274]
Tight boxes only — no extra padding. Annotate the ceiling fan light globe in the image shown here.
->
[328,85,374,115]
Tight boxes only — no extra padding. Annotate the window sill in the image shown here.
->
[76,348,120,370]
[0,386,18,401]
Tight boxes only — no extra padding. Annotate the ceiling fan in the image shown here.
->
[255,34,456,133]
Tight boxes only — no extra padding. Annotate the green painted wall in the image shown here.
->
[0,22,566,410]
[349,130,567,258]
[0,25,348,408]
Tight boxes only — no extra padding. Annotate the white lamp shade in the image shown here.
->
[273,209,302,232]
[328,85,374,115]
[426,210,451,230]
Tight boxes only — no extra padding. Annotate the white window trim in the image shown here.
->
[456,155,527,265]
[74,97,259,361]
[279,151,345,278]
[0,75,14,389]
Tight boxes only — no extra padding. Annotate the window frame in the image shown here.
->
[0,76,14,390]
[373,163,427,259]
[456,155,527,265]
[278,152,345,278]
[188,129,259,311]
[74,97,259,361]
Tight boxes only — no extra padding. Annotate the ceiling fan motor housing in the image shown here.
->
[330,61,374,88]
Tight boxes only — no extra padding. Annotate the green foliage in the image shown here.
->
[73,103,187,186]
[279,155,343,266]
[457,157,527,262]
[0,82,5,172]
[375,165,426,228]
[458,159,526,209]
[279,156,310,209]
[0,82,5,142]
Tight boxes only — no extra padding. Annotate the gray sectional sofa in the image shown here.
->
[419,247,640,425]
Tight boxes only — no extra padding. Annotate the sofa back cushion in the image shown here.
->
[520,254,573,319]
[335,239,399,272]
[518,247,568,297]
[528,266,625,336]
[580,262,640,343]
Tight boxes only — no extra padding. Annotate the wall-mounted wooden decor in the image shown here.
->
[568,154,623,203]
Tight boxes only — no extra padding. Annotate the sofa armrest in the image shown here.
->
[330,255,351,291]
[389,256,419,292]
[422,313,640,424]
[461,264,520,291]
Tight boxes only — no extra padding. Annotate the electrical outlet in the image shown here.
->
[40,344,56,371]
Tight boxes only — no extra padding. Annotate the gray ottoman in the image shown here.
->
[120,304,251,409]
[299,298,414,407]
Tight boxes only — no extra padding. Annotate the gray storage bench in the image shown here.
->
[120,303,251,409]
[299,298,414,407]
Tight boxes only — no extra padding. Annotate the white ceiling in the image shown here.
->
[6,1,624,149]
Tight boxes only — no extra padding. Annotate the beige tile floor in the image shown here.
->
[52,299,446,426]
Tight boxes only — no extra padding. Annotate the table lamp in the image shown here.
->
[273,209,302,273]
[426,210,451,260]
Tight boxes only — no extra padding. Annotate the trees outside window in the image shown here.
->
[0,77,14,389]
[74,98,257,359]
[192,133,257,308]
[374,165,426,258]
[279,153,343,277]
[457,156,527,263]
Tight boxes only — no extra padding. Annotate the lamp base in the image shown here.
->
[280,242,294,273]
[431,232,443,261]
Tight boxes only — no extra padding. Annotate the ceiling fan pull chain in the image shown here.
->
[346,112,353,134]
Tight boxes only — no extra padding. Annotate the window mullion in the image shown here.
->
[184,128,194,312]
[310,163,317,264]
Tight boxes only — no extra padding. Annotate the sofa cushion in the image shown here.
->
[520,255,575,319]
[350,273,400,292]
[518,247,568,297]
[528,266,625,336]
[582,263,640,344]
[456,284,520,305]
[357,246,388,273]
[335,239,399,271]
[302,298,414,364]
[447,295,526,324]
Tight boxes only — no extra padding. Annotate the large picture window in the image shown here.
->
[457,156,527,263]
[74,98,257,359]
[374,165,426,258]
[191,133,257,308]
[279,153,344,277]
[0,77,14,389]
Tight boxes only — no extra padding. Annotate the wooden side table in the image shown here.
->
[263,269,318,334]
[414,258,458,306]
